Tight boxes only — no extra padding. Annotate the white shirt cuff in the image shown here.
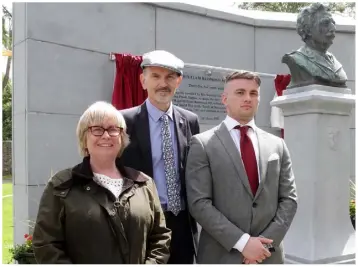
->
[233,233,250,252]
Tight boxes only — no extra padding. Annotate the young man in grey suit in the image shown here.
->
[120,50,200,264]
[185,71,297,264]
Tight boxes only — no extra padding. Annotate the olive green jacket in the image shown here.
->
[32,157,171,264]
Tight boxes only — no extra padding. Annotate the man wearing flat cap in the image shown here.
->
[120,50,200,264]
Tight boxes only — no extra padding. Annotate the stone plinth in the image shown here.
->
[271,85,355,264]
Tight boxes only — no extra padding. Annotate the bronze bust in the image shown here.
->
[282,3,347,88]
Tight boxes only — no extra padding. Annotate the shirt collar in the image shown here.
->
[223,115,257,132]
[146,98,174,122]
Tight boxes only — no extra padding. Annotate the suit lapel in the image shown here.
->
[254,129,270,200]
[134,103,153,177]
[215,123,254,199]
[173,107,187,169]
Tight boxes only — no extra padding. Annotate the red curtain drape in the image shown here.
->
[111,53,147,110]
[274,74,291,139]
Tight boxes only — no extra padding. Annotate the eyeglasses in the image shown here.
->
[88,126,123,137]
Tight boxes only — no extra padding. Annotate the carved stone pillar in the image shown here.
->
[271,85,355,264]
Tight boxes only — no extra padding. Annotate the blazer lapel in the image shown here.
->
[215,123,254,199]
[173,107,187,169]
[134,103,153,177]
[254,129,270,200]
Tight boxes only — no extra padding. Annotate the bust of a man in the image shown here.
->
[282,3,347,88]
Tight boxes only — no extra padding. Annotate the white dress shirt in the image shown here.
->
[223,115,260,253]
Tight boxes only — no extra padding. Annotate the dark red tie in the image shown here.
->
[235,126,259,195]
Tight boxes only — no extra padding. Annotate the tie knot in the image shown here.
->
[235,125,250,136]
[161,114,169,121]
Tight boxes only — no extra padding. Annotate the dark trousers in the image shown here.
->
[164,210,195,264]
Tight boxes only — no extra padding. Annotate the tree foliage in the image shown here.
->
[3,75,12,140]
[2,5,12,50]
[2,5,12,140]
[237,2,355,18]
[2,5,12,92]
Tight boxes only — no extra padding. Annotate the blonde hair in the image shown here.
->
[76,101,130,157]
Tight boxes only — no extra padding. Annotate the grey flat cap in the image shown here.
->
[141,50,184,75]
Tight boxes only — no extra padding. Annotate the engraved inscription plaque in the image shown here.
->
[173,65,232,125]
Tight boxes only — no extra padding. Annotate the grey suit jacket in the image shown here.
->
[185,122,297,264]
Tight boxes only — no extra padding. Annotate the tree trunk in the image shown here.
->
[2,55,11,92]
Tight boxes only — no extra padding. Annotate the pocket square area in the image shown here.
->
[268,153,279,161]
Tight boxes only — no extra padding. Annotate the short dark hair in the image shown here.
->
[225,70,261,86]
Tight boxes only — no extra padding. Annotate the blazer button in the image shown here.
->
[252,203,257,208]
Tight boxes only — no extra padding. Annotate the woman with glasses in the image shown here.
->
[32,101,171,264]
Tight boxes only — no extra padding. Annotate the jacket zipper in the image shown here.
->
[114,198,121,209]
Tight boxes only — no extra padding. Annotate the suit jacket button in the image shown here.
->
[252,203,257,208]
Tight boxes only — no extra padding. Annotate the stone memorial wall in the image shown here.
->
[174,65,227,125]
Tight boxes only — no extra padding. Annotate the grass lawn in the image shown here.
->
[3,175,11,180]
[3,183,13,264]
